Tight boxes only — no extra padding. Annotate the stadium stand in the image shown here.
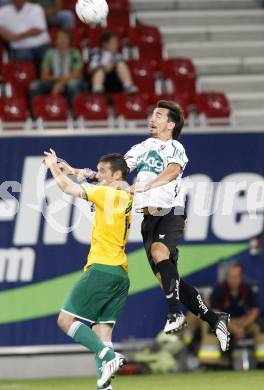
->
[31,94,71,129]
[133,0,264,126]
[2,61,36,97]
[1,0,264,130]
[113,92,149,127]
[73,93,111,128]
[195,92,231,126]
[0,95,31,130]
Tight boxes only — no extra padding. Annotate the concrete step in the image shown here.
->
[228,92,264,110]
[232,109,264,126]
[198,74,264,93]
[166,41,264,59]
[131,0,260,11]
[136,9,264,27]
[193,57,264,75]
[161,25,264,43]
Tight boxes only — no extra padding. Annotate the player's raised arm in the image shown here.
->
[43,149,87,199]
[58,161,99,183]
[132,163,183,193]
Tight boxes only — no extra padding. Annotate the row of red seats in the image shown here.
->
[48,24,163,64]
[0,93,230,124]
[1,58,196,104]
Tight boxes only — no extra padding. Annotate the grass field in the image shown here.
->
[0,371,264,390]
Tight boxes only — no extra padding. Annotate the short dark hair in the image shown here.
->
[100,31,117,47]
[157,100,185,140]
[99,153,129,179]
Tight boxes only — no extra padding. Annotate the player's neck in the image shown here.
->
[156,135,172,142]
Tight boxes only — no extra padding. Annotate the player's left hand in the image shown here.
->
[43,148,57,168]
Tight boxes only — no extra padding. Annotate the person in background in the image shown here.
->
[89,31,138,94]
[0,0,50,70]
[199,264,264,366]
[32,0,75,29]
[0,0,11,6]
[30,29,82,105]
[211,264,259,342]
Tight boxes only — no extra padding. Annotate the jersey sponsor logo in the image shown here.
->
[137,150,164,174]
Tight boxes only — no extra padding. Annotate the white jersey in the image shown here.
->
[124,138,188,209]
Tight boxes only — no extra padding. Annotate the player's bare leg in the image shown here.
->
[91,68,106,93]
[115,61,138,93]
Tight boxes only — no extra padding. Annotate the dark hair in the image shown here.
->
[157,100,185,140]
[100,31,117,47]
[99,153,129,179]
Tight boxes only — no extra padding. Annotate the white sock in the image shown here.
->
[103,341,113,349]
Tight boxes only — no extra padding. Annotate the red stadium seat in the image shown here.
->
[113,93,149,120]
[161,58,196,104]
[195,92,230,124]
[62,0,76,10]
[128,25,162,66]
[107,0,130,29]
[0,96,28,122]
[152,93,189,118]
[73,93,108,120]
[32,95,68,123]
[2,61,36,97]
[107,0,130,10]
[0,43,4,80]
[0,96,31,130]
[127,59,157,96]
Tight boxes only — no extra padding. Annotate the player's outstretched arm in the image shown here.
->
[43,149,86,199]
[131,163,182,193]
[58,162,98,182]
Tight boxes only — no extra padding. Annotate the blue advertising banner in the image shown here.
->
[0,132,263,346]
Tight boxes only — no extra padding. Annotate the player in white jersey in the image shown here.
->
[59,100,230,353]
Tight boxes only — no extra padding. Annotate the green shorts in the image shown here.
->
[61,264,129,324]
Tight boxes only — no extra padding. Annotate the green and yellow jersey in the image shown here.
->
[82,185,133,272]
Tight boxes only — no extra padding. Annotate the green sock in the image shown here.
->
[67,321,115,361]
[95,341,114,380]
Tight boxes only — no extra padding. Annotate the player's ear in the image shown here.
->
[168,121,176,131]
[113,170,122,181]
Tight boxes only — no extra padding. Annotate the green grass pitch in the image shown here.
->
[0,372,264,390]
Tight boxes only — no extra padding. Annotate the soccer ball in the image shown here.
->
[75,0,109,25]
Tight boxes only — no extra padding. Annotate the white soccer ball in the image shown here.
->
[75,0,109,25]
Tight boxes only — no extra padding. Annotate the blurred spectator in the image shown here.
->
[249,234,263,256]
[89,31,138,94]
[211,264,259,340]
[32,0,75,29]
[0,0,11,6]
[30,29,83,105]
[0,0,49,70]
[199,264,264,367]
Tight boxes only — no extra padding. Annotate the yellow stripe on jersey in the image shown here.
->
[82,185,132,272]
